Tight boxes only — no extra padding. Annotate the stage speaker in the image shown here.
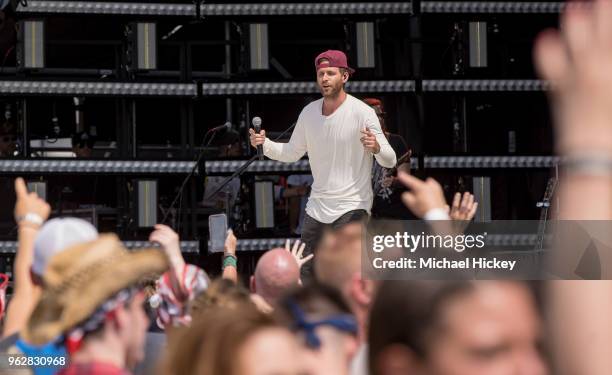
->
[356,22,375,68]
[27,181,47,201]
[469,22,487,68]
[472,176,491,222]
[17,20,45,69]
[254,180,274,228]
[137,180,157,228]
[129,22,157,71]
[249,23,269,70]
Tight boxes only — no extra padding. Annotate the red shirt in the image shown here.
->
[58,362,131,375]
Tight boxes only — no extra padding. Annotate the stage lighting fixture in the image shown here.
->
[420,2,564,14]
[128,22,157,71]
[137,180,158,228]
[254,180,275,229]
[469,22,487,68]
[16,1,195,16]
[356,22,375,68]
[200,80,416,95]
[27,181,47,201]
[423,156,559,168]
[422,79,548,92]
[17,1,412,16]
[17,20,45,69]
[128,240,199,253]
[201,2,412,16]
[0,81,196,96]
[0,159,196,174]
[473,176,491,222]
[205,159,312,174]
[249,23,269,70]
[0,240,200,254]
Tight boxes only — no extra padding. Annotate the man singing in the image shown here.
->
[249,50,396,276]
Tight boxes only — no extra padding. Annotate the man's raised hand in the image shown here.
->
[249,128,266,149]
[360,127,380,154]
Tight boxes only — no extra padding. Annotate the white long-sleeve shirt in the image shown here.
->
[263,94,396,223]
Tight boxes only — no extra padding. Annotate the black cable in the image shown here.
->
[202,121,298,202]
[270,121,298,143]
[165,120,299,228]
[162,128,217,225]
[178,129,217,234]
[0,45,14,76]
[175,180,185,235]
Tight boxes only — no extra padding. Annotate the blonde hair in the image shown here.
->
[189,278,251,317]
[162,304,278,375]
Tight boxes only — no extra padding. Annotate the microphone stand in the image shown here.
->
[203,154,258,201]
[204,121,297,201]
[162,126,222,225]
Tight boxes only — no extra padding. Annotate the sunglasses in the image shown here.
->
[1,136,16,143]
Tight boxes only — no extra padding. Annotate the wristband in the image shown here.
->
[563,155,612,177]
[222,254,237,269]
[16,213,44,227]
[423,208,450,221]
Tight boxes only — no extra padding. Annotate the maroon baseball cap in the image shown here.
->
[314,50,355,74]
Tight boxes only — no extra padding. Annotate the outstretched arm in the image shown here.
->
[250,116,307,163]
[3,178,50,338]
[222,229,238,283]
[535,2,612,374]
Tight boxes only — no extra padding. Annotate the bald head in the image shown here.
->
[252,248,300,305]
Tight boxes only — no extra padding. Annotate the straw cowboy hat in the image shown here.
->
[22,233,169,345]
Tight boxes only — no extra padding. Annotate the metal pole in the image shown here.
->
[225,21,233,124]
[131,100,137,158]
[21,99,28,157]
[180,42,188,158]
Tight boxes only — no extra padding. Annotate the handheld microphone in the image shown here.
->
[252,116,264,161]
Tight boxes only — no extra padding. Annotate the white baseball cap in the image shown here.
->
[32,217,99,276]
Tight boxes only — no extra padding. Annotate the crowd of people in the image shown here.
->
[0,1,612,374]
[0,176,567,375]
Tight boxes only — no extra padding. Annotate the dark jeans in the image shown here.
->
[300,209,369,279]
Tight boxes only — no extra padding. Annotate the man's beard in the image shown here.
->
[320,83,343,98]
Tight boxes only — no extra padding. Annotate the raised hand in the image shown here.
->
[149,224,184,269]
[224,229,237,256]
[14,177,50,229]
[448,192,478,221]
[397,172,447,219]
[360,127,380,154]
[535,0,612,155]
[285,239,313,270]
